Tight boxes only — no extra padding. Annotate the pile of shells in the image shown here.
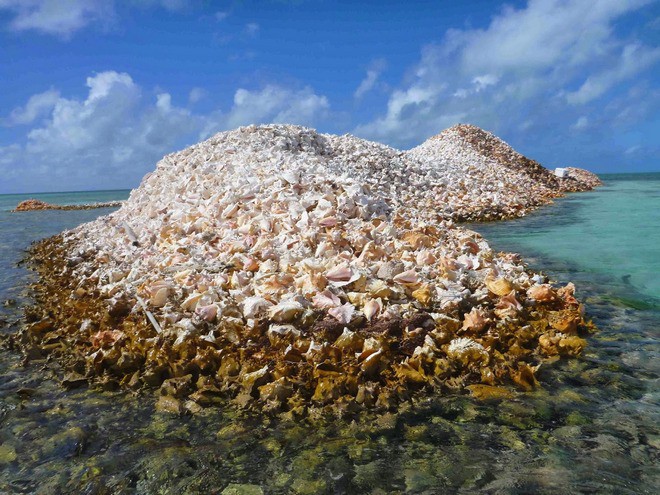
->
[19,124,596,417]
[13,199,124,212]
[408,124,599,221]
[558,167,603,192]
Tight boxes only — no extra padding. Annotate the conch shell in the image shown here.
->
[485,277,514,296]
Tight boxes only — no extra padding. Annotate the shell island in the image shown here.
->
[15,123,602,419]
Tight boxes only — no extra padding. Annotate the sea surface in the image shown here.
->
[0,177,658,494]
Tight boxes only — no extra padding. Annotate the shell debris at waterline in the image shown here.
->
[20,123,598,418]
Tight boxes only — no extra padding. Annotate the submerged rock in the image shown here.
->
[18,123,596,418]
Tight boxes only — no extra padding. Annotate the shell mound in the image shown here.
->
[407,124,599,220]
[559,167,603,191]
[22,124,593,418]
[13,199,123,211]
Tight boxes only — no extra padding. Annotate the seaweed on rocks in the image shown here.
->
[15,124,598,418]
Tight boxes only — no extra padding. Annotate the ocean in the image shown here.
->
[0,176,658,493]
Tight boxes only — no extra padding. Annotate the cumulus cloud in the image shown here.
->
[566,43,660,105]
[355,0,659,149]
[0,73,331,193]
[2,89,60,126]
[354,59,387,99]
[201,85,330,136]
[0,0,192,37]
[0,0,114,36]
[0,71,198,191]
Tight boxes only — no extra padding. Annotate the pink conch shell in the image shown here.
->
[195,304,218,322]
[325,264,353,283]
[393,269,421,286]
[318,217,338,227]
[462,307,489,332]
[328,303,355,324]
[312,290,341,309]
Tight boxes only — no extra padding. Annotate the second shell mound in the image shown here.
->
[23,124,593,417]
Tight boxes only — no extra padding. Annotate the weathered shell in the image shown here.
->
[446,338,489,366]
[328,303,355,324]
[195,304,218,322]
[485,278,514,296]
[268,300,304,323]
[527,284,556,302]
[181,293,203,311]
[363,298,382,321]
[150,287,169,307]
[393,269,421,286]
[334,327,364,351]
[412,284,432,306]
[242,296,273,318]
[312,289,341,309]
[325,264,353,283]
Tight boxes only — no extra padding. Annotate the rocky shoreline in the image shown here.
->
[14,123,599,418]
[13,199,124,212]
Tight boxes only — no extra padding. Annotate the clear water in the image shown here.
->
[0,182,658,494]
[470,173,660,305]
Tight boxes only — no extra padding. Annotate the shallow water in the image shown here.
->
[0,182,658,494]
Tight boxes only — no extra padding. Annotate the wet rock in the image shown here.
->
[41,426,87,459]
[221,484,264,495]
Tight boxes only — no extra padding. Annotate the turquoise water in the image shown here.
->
[0,182,658,494]
[471,173,660,306]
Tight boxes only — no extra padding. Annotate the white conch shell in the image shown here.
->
[268,300,304,322]
[181,293,203,311]
[242,296,273,318]
[363,298,382,321]
[195,304,218,322]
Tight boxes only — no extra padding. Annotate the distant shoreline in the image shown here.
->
[12,199,125,212]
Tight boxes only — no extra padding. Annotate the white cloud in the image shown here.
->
[566,43,660,104]
[0,0,194,37]
[355,0,659,148]
[571,116,589,130]
[188,87,206,104]
[354,59,387,99]
[472,74,499,92]
[244,22,259,36]
[0,71,199,191]
[203,85,329,135]
[0,0,114,36]
[214,11,228,21]
[0,73,332,193]
[3,89,60,126]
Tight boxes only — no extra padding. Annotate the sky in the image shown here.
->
[0,0,658,194]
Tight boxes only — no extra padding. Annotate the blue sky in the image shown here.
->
[0,0,658,193]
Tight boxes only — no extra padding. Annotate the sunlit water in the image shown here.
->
[0,181,658,494]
